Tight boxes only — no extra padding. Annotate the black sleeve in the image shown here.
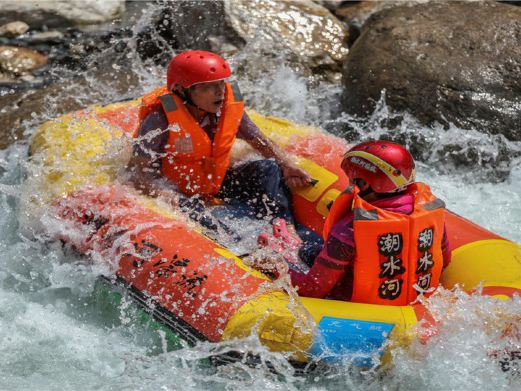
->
[236,111,261,141]
[133,109,169,159]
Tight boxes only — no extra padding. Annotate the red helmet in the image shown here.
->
[341,140,416,193]
[166,50,232,90]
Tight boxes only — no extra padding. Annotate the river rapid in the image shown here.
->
[1,4,521,390]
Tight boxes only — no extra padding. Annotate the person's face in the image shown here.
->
[188,80,226,113]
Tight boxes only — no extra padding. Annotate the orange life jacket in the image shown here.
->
[323,183,446,305]
[136,83,245,196]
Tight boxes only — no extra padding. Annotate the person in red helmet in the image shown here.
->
[285,140,452,305]
[128,50,312,239]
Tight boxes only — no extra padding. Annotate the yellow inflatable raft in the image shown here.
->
[27,97,521,366]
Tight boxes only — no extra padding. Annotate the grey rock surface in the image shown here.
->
[0,0,126,28]
[155,0,348,80]
[342,1,521,141]
[224,0,348,69]
[0,21,30,38]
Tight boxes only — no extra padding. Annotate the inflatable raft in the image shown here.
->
[28,97,521,366]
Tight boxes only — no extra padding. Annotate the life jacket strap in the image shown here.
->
[353,208,379,221]
[230,82,243,102]
[159,94,178,113]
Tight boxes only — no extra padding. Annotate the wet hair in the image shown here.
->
[172,87,195,107]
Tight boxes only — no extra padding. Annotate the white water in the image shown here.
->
[1,5,521,390]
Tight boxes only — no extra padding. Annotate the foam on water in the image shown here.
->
[1,4,521,389]
[421,163,521,243]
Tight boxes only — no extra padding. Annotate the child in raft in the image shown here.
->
[262,140,452,305]
[127,50,315,241]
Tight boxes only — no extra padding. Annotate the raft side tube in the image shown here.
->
[441,238,521,294]
[222,293,424,363]
[28,97,521,365]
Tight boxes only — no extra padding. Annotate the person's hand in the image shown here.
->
[281,161,313,189]
[244,252,288,278]
[255,256,288,276]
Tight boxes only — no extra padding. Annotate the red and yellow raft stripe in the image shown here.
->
[30,98,521,361]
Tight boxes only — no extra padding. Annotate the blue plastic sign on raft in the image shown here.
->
[310,316,395,367]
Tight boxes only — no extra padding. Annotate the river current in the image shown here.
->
[1,5,520,390]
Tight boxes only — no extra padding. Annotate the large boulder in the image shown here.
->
[224,0,348,71]
[0,0,126,29]
[147,0,348,81]
[342,1,521,141]
[333,0,428,46]
[333,1,429,29]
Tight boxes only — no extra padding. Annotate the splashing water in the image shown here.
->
[1,4,521,390]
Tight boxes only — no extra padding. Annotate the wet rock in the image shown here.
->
[334,1,429,47]
[225,0,348,71]
[0,46,47,76]
[0,24,134,91]
[29,31,64,43]
[0,50,141,150]
[342,1,521,141]
[0,71,16,83]
[313,1,346,12]
[152,0,348,79]
[18,74,36,82]
[0,21,30,38]
[208,35,240,57]
[0,0,126,29]
[335,1,427,28]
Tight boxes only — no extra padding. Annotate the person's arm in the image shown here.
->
[288,235,355,298]
[127,154,181,206]
[127,155,162,196]
[127,110,176,201]
[238,113,312,188]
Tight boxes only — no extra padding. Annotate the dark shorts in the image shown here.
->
[179,159,291,225]
[179,159,323,251]
[219,159,294,223]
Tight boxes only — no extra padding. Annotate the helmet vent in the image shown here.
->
[167,50,232,89]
